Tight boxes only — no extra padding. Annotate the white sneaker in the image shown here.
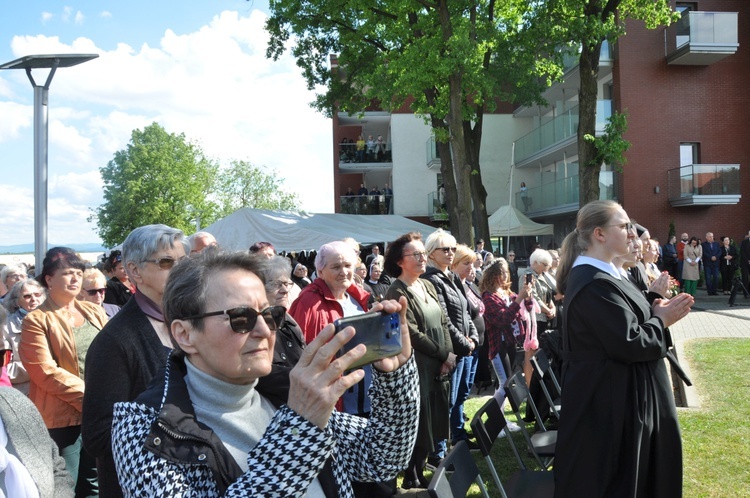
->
[505,421,522,432]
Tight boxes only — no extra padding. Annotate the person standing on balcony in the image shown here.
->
[376,135,386,160]
[520,182,530,212]
[366,135,377,161]
[383,183,393,213]
[355,135,365,162]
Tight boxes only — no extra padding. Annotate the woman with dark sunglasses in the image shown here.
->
[111,250,419,498]
[82,224,188,498]
[78,268,121,318]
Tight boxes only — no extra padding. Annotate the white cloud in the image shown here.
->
[100,11,112,19]
[75,11,84,25]
[0,7,334,245]
[62,6,72,23]
[0,102,31,142]
[41,12,54,24]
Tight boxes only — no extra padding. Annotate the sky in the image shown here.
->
[0,0,334,247]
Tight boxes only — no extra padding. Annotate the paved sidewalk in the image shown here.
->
[670,290,750,341]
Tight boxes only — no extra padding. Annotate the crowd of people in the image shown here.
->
[0,210,745,497]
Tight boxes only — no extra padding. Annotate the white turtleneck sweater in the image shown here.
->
[184,359,325,497]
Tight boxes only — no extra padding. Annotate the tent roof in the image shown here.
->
[487,205,554,237]
[201,208,440,252]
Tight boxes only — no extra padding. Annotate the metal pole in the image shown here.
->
[27,61,58,275]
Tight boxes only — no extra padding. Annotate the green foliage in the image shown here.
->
[91,123,219,247]
[583,110,631,172]
[214,160,300,217]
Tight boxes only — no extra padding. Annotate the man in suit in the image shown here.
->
[701,232,722,296]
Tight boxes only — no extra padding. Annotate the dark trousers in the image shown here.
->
[704,264,719,294]
[49,425,98,497]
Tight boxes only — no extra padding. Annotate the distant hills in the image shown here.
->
[0,243,107,255]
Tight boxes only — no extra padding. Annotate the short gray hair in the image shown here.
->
[529,248,552,267]
[188,231,216,251]
[122,224,189,277]
[315,240,357,272]
[259,256,292,291]
[163,251,268,350]
[3,279,44,313]
[82,268,107,287]
[1,265,26,284]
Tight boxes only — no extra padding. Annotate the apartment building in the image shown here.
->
[332,1,748,246]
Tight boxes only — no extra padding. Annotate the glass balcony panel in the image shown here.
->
[513,172,614,214]
[668,164,741,204]
[339,195,392,215]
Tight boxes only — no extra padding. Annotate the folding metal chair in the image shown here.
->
[504,371,556,469]
[530,349,562,420]
[470,393,555,497]
[427,440,490,498]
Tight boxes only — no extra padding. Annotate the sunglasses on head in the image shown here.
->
[85,288,106,296]
[180,305,286,334]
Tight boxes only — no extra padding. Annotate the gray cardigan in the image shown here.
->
[0,387,74,497]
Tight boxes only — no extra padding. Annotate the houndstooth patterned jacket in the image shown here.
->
[112,353,419,497]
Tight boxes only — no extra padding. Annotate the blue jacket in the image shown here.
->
[701,241,722,268]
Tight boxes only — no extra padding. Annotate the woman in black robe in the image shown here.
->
[554,200,694,498]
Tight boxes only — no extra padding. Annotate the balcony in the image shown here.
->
[339,194,394,215]
[666,11,738,65]
[514,172,617,217]
[514,100,612,166]
[667,164,741,206]
[515,41,613,118]
[338,142,392,171]
[427,191,448,221]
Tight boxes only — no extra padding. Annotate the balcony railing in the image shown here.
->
[427,191,448,221]
[339,194,393,215]
[339,141,392,166]
[560,40,613,73]
[514,101,612,163]
[514,172,616,214]
[667,164,741,206]
[666,11,738,65]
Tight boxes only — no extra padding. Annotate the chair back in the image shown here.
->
[427,440,490,498]
[504,371,546,430]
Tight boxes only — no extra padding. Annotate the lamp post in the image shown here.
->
[0,54,98,273]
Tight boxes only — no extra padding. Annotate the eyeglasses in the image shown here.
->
[180,305,286,334]
[7,274,24,281]
[143,257,184,270]
[437,247,457,254]
[404,251,427,261]
[84,288,106,296]
[22,292,43,299]
[270,280,294,290]
[606,222,635,232]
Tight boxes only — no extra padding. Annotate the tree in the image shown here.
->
[539,0,677,205]
[92,122,219,247]
[265,0,553,247]
[214,160,300,217]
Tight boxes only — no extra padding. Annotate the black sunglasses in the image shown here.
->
[180,305,286,334]
[85,288,107,296]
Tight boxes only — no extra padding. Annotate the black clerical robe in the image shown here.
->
[555,264,682,498]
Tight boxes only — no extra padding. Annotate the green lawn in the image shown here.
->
[444,338,750,497]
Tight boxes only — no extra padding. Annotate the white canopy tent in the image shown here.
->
[201,208,440,252]
[487,205,554,237]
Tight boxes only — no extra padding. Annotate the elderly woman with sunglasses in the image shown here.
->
[3,278,45,394]
[421,229,479,460]
[78,268,121,319]
[111,250,418,498]
[82,224,188,498]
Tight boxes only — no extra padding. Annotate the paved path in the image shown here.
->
[670,291,750,341]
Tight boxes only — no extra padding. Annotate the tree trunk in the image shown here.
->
[465,115,491,252]
[431,117,460,237]
[578,39,604,206]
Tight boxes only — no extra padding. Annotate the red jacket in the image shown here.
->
[676,241,686,261]
[289,278,371,344]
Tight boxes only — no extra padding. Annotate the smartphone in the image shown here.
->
[525,273,534,284]
[333,311,402,369]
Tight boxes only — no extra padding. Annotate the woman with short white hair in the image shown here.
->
[4,278,45,394]
[421,229,479,456]
[78,268,121,318]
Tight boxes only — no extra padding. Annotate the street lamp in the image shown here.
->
[0,54,98,274]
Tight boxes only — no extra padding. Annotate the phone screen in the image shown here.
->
[333,311,402,369]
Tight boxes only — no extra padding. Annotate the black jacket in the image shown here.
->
[421,267,478,356]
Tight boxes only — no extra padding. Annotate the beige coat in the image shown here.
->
[682,244,703,281]
[20,299,107,429]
